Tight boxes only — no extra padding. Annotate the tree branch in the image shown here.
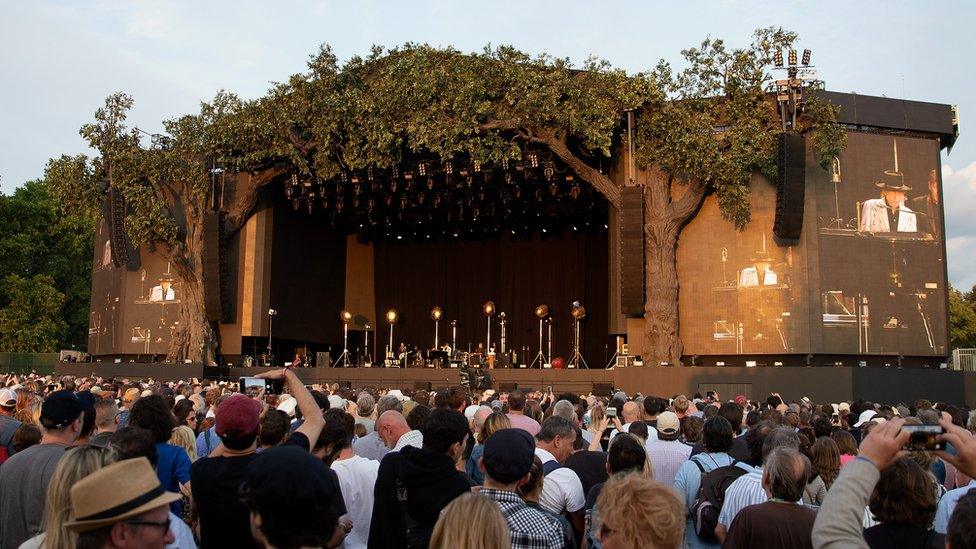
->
[669,177,708,224]
[477,118,521,131]
[527,127,622,211]
[223,163,290,238]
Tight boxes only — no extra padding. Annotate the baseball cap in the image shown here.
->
[0,388,16,408]
[41,390,84,430]
[215,394,263,436]
[483,428,536,484]
[853,410,877,428]
[657,411,680,434]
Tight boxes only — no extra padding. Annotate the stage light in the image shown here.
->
[483,301,496,317]
[444,161,454,175]
[527,153,540,169]
[418,162,428,177]
[774,48,783,67]
[431,307,443,321]
[788,49,797,66]
[386,309,398,324]
[339,309,353,323]
[801,49,811,66]
[571,301,586,320]
[534,304,549,319]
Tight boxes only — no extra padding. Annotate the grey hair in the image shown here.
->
[551,400,576,422]
[537,416,575,443]
[356,392,375,417]
[762,427,801,463]
[376,395,403,415]
[764,447,810,501]
[968,410,976,433]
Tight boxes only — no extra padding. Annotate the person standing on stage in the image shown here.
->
[912,169,941,238]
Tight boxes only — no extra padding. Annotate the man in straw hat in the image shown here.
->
[66,457,179,548]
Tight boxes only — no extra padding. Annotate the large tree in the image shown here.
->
[46,28,843,364]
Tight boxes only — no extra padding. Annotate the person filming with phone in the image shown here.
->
[812,417,976,548]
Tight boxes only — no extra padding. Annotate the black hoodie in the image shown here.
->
[367,445,473,549]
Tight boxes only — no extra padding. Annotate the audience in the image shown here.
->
[6,371,976,549]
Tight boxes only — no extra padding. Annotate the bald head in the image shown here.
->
[621,401,641,423]
[377,410,411,449]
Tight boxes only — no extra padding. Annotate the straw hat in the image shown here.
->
[65,457,181,532]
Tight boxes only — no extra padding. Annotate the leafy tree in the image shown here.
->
[0,180,92,351]
[45,28,843,364]
[0,274,68,353]
[950,286,976,350]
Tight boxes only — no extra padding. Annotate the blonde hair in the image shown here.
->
[477,412,512,444]
[430,492,510,549]
[588,403,606,433]
[596,473,684,548]
[15,399,41,426]
[169,425,198,461]
[41,445,117,549]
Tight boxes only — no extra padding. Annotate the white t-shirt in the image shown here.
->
[332,455,380,549]
[534,447,585,515]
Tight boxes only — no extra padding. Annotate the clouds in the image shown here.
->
[943,161,976,290]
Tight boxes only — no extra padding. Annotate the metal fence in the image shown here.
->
[952,349,976,371]
[0,353,59,374]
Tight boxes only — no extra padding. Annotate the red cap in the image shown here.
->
[215,394,263,436]
[734,394,747,405]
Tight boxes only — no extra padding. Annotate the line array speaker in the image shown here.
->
[773,133,807,241]
[620,186,645,315]
[202,212,230,322]
[107,188,129,267]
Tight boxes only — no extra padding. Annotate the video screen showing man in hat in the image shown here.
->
[859,169,917,233]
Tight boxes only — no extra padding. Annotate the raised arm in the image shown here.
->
[257,368,324,450]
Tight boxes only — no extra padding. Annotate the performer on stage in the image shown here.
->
[738,250,778,288]
[859,174,916,233]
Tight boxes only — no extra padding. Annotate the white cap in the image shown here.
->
[276,396,298,417]
[174,395,186,403]
[464,404,481,420]
[853,410,877,427]
[387,389,408,402]
[328,395,346,410]
[0,388,16,408]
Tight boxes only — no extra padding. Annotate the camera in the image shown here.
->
[902,425,945,451]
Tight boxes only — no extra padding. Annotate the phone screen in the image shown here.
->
[606,407,617,418]
[903,425,945,451]
[239,377,283,397]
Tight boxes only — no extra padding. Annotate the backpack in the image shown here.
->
[690,457,748,540]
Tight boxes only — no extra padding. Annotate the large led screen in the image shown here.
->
[678,131,947,357]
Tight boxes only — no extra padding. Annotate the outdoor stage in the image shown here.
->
[57,362,976,405]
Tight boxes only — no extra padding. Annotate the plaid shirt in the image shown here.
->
[481,488,566,549]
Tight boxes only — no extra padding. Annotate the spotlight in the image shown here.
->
[571,302,586,320]
[339,309,353,323]
[534,304,549,319]
[774,48,783,67]
[385,309,398,324]
[801,49,811,66]
[418,162,428,177]
[527,153,540,169]
[431,306,443,321]
[788,49,797,66]
[483,301,496,317]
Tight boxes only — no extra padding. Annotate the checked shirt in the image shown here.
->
[481,488,566,549]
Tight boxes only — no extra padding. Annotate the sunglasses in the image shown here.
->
[125,517,171,534]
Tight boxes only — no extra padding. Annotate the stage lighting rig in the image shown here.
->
[334,310,353,367]
[770,46,822,131]
[569,301,588,369]
[530,304,550,368]
[385,309,399,366]
[483,301,496,351]
[431,306,443,348]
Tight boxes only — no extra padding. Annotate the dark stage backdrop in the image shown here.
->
[373,232,609,367]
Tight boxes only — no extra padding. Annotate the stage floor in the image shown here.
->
[58,363,976,405]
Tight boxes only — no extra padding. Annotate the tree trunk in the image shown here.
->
[640,173,707,365]
[642,186,683,364]
[166,216,220,365]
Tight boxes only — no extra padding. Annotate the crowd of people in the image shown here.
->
[1,371,976,548]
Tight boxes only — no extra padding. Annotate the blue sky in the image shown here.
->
[2,1,974,287]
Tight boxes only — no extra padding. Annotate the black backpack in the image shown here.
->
[689,457,748,540]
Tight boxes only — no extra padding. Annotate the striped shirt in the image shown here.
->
[717,470,766,528]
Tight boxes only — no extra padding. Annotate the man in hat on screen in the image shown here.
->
[859,170,917,233]
[66,457,180,549]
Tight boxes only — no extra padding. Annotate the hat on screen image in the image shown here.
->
[853,410,877,428]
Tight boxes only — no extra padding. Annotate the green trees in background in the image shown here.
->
[0,180,93,352]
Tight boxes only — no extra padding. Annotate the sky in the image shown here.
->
[1,1,974,286]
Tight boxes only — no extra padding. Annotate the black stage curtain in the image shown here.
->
[374,232,609,367]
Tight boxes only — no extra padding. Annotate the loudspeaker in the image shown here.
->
[592,382,614,397]
[316,352,331,368]
[106,188,130,267]
[620,186,645,315]
[499,382,518,393]
[773,133,806,240]
[202,212,230,322]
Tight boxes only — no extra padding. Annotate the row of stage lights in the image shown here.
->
[333,300,589,368]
